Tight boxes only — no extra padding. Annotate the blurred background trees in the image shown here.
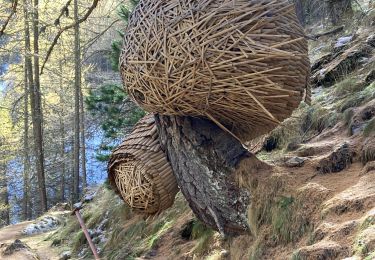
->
[0,0,142,224]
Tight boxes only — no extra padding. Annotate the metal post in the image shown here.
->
[72,208,100,259]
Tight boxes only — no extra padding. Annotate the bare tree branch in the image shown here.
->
[40,0,100,74]
[0,0,18,38]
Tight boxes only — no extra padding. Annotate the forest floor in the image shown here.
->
[0,211,70,260]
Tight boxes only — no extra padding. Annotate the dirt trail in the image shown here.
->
[0,220,61,260]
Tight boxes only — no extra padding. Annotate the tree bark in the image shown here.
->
[72,0,81,202]
[155,115,269,236]
[326,0,353,25]
[23,44,30,221]
[294,0,305,27]
[0,164,10,227]
[30,0,47,213]
[79,88,87,190]
[59,61,66,202]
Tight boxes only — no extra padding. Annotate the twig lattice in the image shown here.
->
[120,0,310,140]
[108,114,179,214]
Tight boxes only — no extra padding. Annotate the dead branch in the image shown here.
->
[40,0,100,74]
[0,0,18,38]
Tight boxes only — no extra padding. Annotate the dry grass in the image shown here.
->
[361,138,375,165]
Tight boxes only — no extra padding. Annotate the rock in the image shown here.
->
[365,69,375,84]
[220,249,230,257]
[295,240,349,260]
[73,202,83,210]
[366,34,375,47]
[316,143,352,174]
[2,239,29,256]
[311,40,372,87]
[22,216,60,235]
[335,36,353,48]
[285,157,306,167]
[59,251,71,260]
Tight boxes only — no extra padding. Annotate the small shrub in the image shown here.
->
[334,78,363,97]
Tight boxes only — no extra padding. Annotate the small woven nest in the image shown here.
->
[108,114,179,214]
[120,0,310,141]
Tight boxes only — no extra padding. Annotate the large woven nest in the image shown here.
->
[120,0,310,141]
[108,114,179,214]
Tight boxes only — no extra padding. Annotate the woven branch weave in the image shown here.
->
[120,0,310,140]
[108,114,179,214]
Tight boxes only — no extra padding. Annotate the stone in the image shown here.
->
[285,157,306,167]
[59,251,72,260]
[317,143,352,174]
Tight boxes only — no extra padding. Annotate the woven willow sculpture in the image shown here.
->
[120,0,310,140]
[108,114,179,214]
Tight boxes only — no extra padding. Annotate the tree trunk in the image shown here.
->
[155,115,270,236]
[72,0,81,202]
[23,46,30,221]
[326,0,353,25]
[30,0,47,213]
[79,88,87,190]
[294,0,305,27]
[0,164,10,227]
[59,61,66,202]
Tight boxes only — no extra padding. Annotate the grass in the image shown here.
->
[361,140,375,165]
[291,250,303,260]
[363,118,375,137]
[338,82,375,112]
[190,220,215,255]
[247,175,285,236]
[271,196,295,243]
[248,234,266,260]
[364,251,375,260]
[333,77,363,98]
[72,230,86,252]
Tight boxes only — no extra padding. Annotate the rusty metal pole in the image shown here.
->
[72,208,100,259]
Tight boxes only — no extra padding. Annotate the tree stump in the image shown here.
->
[155,114,270,236]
